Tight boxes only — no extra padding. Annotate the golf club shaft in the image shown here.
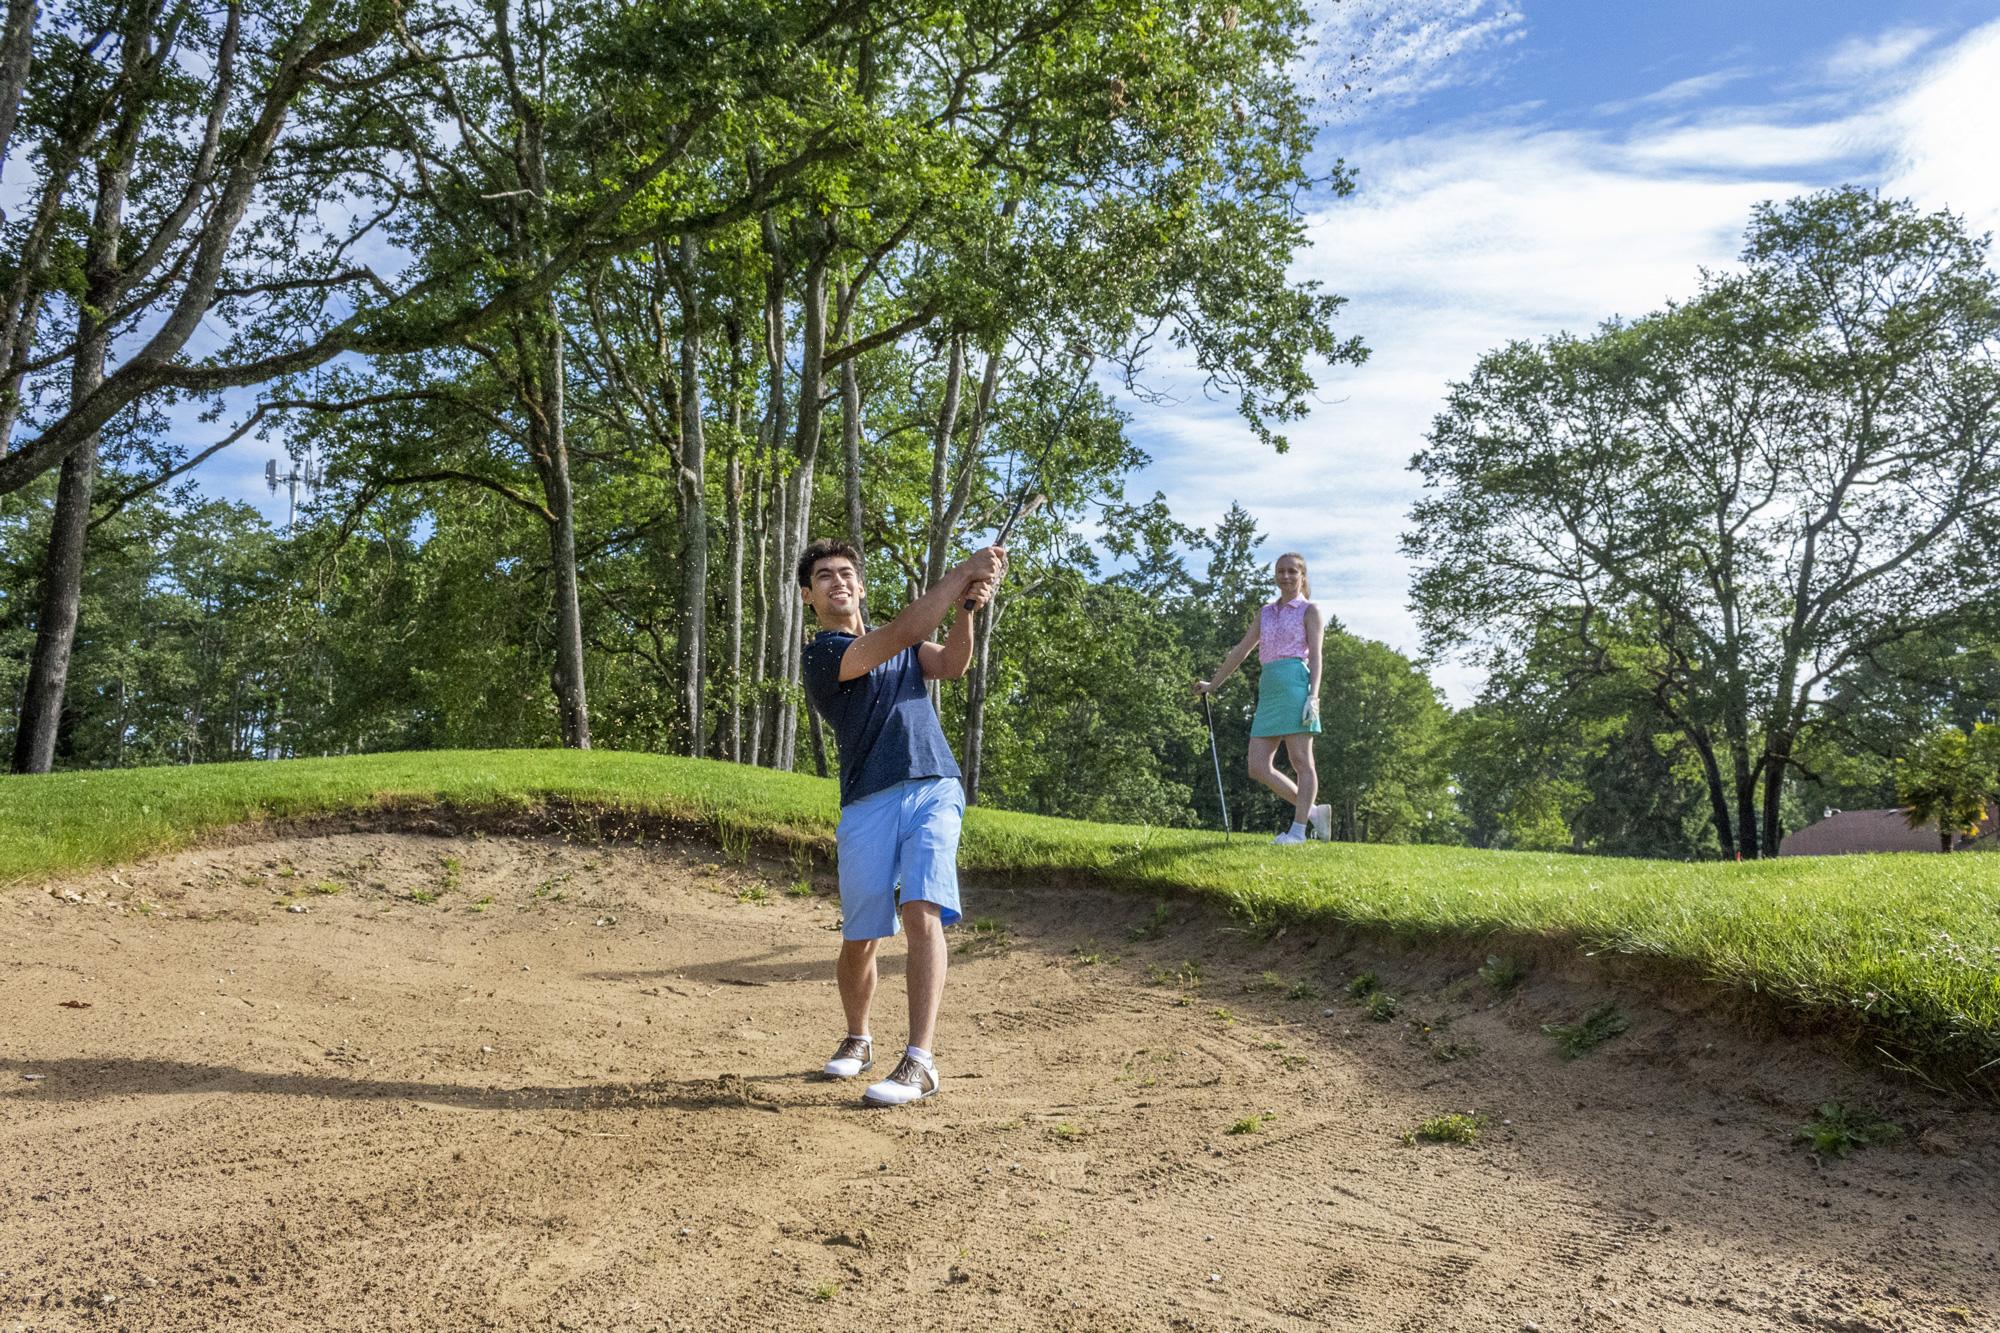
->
[1202,693,1230,837]
[962,493,1035,611]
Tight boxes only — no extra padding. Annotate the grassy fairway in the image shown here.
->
[3,748,1997,1086]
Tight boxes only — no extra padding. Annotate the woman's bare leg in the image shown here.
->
[1283,732,1318,828]
[1247,736,1299,810]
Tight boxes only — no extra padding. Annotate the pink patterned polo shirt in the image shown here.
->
[1258,596,1313,662]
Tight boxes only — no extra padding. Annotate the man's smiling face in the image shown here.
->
[803,555,863,624]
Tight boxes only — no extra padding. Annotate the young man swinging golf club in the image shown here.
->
[798,536,1006,1106]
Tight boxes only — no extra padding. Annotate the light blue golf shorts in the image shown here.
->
[835,777,965,941]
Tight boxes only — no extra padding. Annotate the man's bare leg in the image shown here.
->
[900,900,947,1053]
[837,938,878,1038]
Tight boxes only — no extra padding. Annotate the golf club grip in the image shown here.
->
[963,501,1030,609]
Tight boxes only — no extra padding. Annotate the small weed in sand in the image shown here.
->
[1409,1016,1478,1063]
[1212,1007,1236,1025]
[1050,1121,1083,1141]
[1409,1112,1486,1146]
[1795,1103,1904,1158]
[531,872,570,901]
[1127,900,1174,941]
[737,885,769,904]
[1280,1053,1310,1070]
[955,917,1012,957]
[470,895,493,913]
[1287,979,1323,1001]
[276,864,297,879]
[714,820,752,862]
[1148,960,1204,990]
[1542,1002,1629,1058]
[1365,992,1399,1022]
[1478,955,1527,992]
[811,1284,836,1304]
[1072,941,1115,966]
[408,886,440,905]
[787,879,814,898]
[309,881,343,896]
[1348,971,1379,998]
[439,855,463,891]
[1227,1112,1277,1135]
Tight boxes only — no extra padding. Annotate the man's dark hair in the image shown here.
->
[796,538,861,589]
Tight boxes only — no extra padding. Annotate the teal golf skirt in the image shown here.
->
[1251,657,1320,737]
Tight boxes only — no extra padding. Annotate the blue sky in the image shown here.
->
[1120,0,2000,701]
[191,2,2000,703]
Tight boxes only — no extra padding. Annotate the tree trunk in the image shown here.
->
[724,344,748,756]
[760,458,790,764]
[924,333,967,590]
[807,702,829,779]
[747,454,770,766]
[11,434,97,773]
[1760,730,1793,858]
[533,317,590,748]
[675,236,708,757]
[1685,724,1735,858]
[778,234,830,774]
[1724,705,1758,858]
[756,208,791,766]
[841,350,864,568]
[961,591,1001,803]
[11,97,129,773]
[0,0,36,178]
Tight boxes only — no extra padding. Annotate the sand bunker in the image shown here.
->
[3,828,1996,1331]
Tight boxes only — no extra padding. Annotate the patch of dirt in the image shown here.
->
[2,830,1996,1332]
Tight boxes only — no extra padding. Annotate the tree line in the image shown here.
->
[0,0,1359,775]
[0,0,1992,858]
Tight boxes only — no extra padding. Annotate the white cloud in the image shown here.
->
[1309,0,1527,109]
[1882,20,2000,241]
[1597,66,1756,116]
[1125,18,2000,706]
[1620,113,1880,172]
[1823,25,1937,81]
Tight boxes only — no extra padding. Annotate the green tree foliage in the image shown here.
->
[955,575,1204,827]
[1408,189,2000,858]
[1895,724,1998,853]
[1316,632,1453,844]
[1,477,290,765]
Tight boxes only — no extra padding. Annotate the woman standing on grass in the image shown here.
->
[1194,552,1330,845]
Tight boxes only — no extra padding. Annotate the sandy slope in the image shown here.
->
[2,828,1996,1332]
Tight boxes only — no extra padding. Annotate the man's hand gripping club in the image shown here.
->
[835,545,1007,683]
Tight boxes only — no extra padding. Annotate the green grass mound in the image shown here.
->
[4,748,1997,1091]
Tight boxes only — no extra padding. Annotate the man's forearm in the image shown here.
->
[933,610,976,679]
[878,568,971,655]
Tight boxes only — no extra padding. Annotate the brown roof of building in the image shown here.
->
[1779,804,1998,856]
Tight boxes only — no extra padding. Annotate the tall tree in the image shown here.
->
[1409,189,2000,856]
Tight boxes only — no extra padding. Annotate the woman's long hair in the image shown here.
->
[1275,551,1311,601]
